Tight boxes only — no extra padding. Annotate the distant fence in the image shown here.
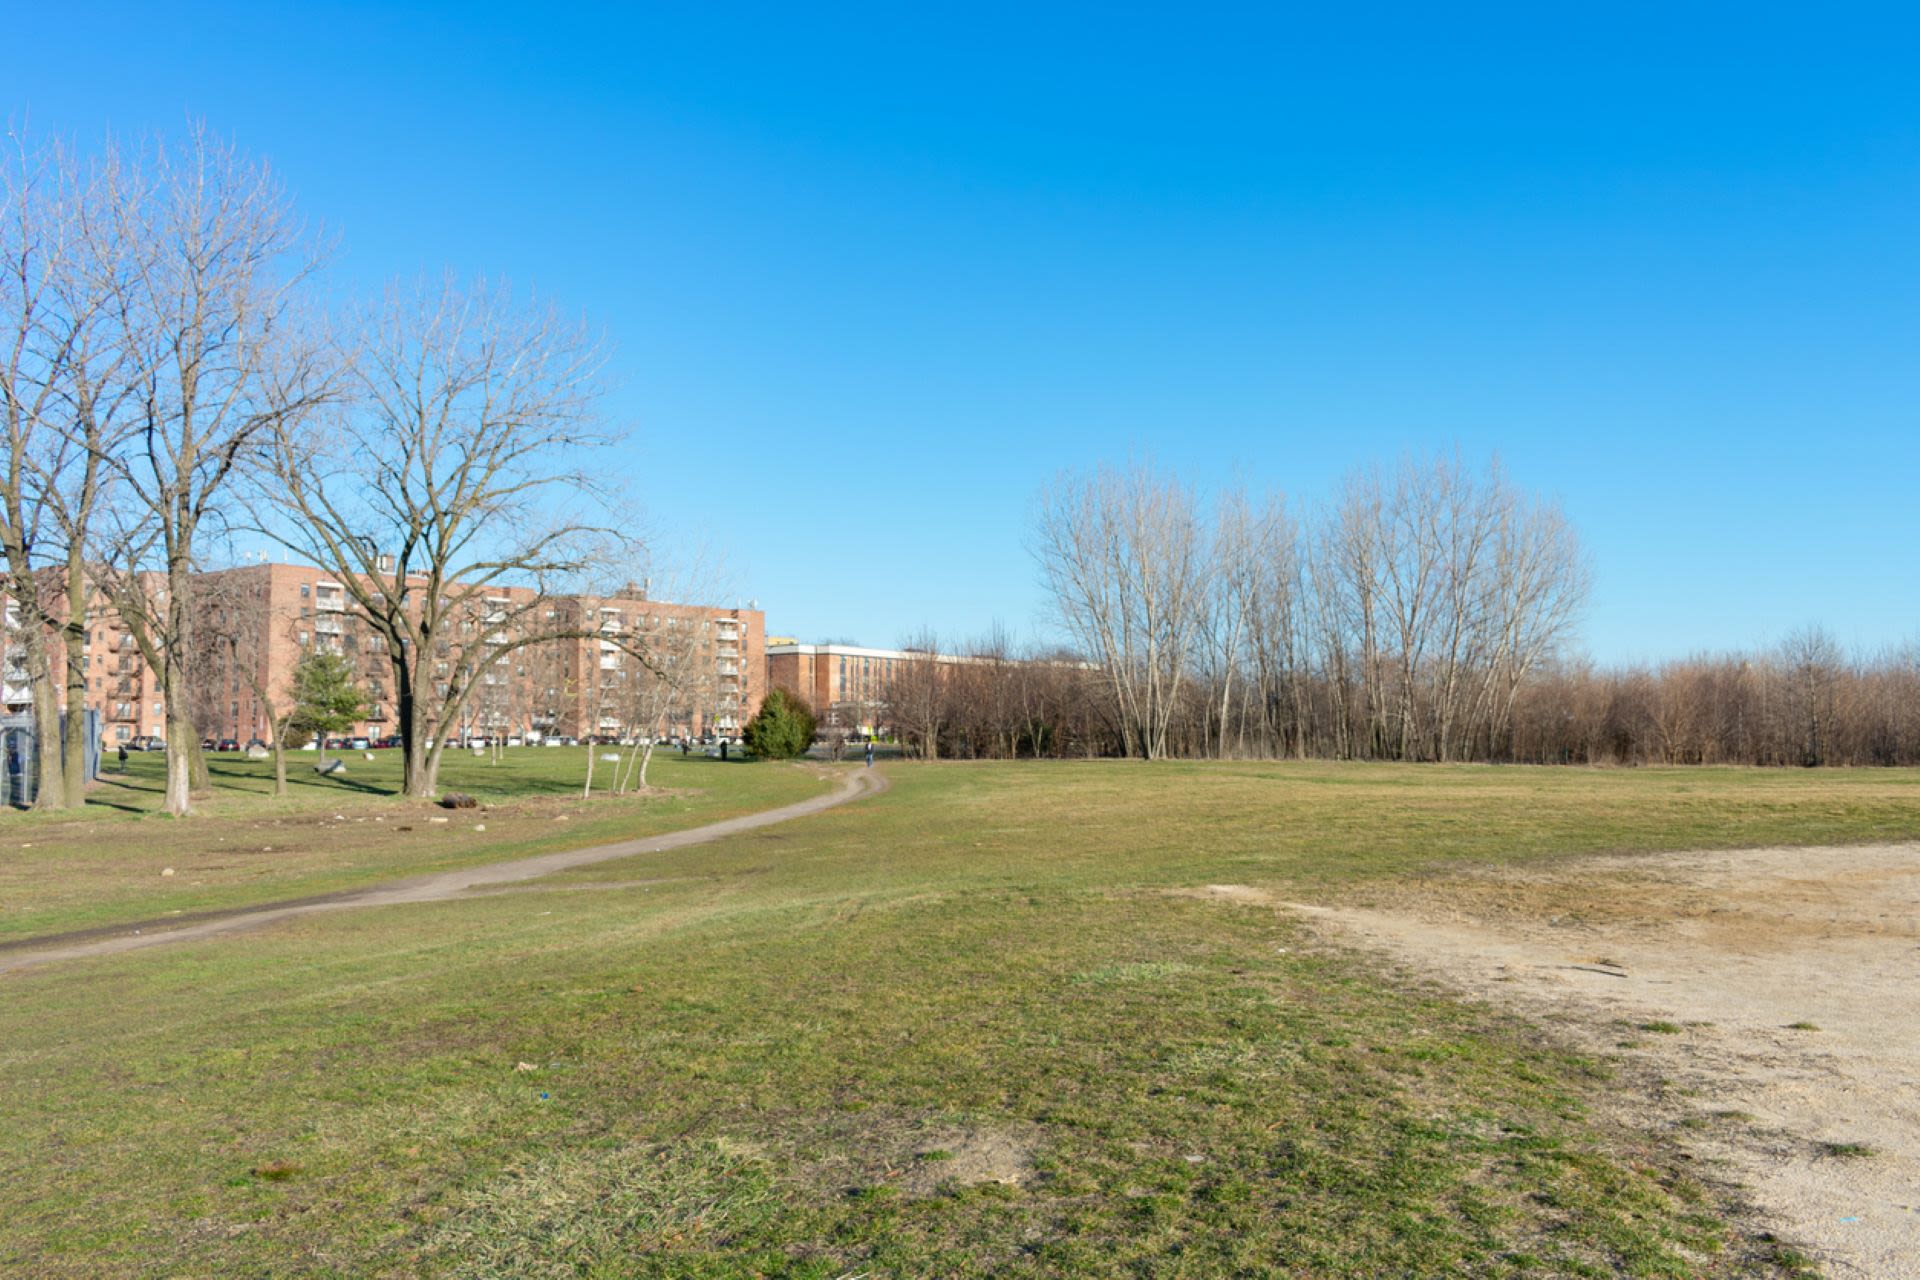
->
[0,711,100,808]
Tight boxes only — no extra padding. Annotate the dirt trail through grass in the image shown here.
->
[1210,841,1920,1277]
[0,766,889,977]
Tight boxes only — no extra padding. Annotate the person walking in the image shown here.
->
[864,739,874,768]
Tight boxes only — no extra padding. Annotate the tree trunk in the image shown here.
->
[163,560,196,815]
[405,749,433,796]
[28,637,64,811]
[164,687,192,817]
[188,736,211,789]
[61,563,89,807]
[422,739,446,796]
[395,670,428,797]
[273,731,288,797]
[636,741,655,790]
[582,742,597,798]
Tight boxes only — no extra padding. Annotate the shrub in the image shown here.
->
[743,688,817,761]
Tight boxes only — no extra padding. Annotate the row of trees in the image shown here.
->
[1505,632,1920,767]
[868,462,1913,768]
[2,125,656,813]
[1031,457,1590,762]
[880,625,1920,768]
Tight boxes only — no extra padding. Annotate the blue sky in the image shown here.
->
[9,3,1917,660]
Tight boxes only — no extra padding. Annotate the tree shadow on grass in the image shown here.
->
[82,774,161,814]
[204,761,397,799]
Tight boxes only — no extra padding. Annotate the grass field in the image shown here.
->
[3,760,1916,1276]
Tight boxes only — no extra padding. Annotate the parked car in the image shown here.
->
[375,735,403,749]
[506,735,525,747]
[348,737,372,751]
[216,738,240,752]
[129,735,166,752]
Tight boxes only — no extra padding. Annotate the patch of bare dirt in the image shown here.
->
[896,1126,1037,1196]
[791,1109,1040,1198]
[1191,842,1920,1277]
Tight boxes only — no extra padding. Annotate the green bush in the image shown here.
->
[743,687,817,760]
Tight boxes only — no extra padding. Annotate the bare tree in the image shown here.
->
[1781,624,1844,767]
[263,276,632,797]
[0,129,73,806]
[1196,491,1255,757]
[887,628,948,759]
[89,127,331,815]
[1239,492,1311,758]
[0,131,147,807]
[613,602,718,793]
[1033,463,1206,759]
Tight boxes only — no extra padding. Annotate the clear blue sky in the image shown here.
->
[9,3,1917,661]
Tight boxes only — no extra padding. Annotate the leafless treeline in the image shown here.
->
[1506,630,1920,767]
[894,621,1920,769]
[878,466,1914,768]
[1019,456,1591,762]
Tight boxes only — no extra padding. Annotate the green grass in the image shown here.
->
[1816,1142,1874,1160]
[4,760,1910,1276]
[0,749,829,940]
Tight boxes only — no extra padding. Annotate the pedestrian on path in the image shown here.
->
[864,740,874,768]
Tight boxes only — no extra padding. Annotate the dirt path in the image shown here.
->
[0,766,889,977]
[1195,842,1920,1277]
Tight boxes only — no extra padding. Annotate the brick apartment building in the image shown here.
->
[3,574,167,741]
[3,563,764,747]
[766,642,957,733]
